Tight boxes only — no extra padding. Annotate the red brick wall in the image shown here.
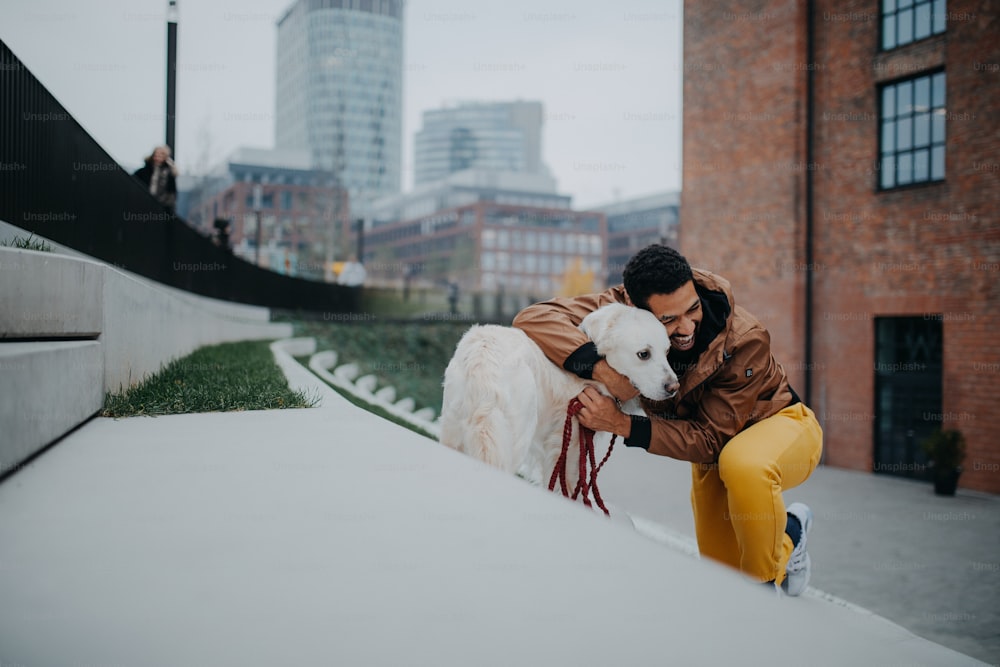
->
[811,0,1000,493]
[682,0,1000,492]
[681,1,809,393]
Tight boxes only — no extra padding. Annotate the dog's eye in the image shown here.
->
[637,350,650,360]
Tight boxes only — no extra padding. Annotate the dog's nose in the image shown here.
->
[665,380,680,397]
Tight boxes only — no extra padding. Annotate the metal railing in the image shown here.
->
[0,39,357,314]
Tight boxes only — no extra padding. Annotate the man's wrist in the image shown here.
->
[591,358,611,382]
[617,411,632,437]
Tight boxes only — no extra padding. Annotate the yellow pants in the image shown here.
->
[690,403,823,584]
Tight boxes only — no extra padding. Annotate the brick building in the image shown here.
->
[182,148,352,280]
[682,1,999,492]
[363,201,606,299]
[591,191,680,287]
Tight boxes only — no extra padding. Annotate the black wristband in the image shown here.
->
[624,415,651,449]
[563,342,601,380]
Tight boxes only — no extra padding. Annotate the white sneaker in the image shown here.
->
[782,502,813,597]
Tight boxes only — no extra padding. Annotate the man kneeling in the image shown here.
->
[513,244,823,595]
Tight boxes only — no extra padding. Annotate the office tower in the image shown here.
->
[414,100,551,187]
[275,0,404,212]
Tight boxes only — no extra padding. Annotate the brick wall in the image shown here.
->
[681,1,809,393]
[682,0,1000,492]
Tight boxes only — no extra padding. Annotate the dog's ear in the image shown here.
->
[580,304,622,353]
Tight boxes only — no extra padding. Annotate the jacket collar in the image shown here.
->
[674,268,734,396]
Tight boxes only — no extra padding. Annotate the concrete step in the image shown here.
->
[0,248,103,339]
[0,340,103,475]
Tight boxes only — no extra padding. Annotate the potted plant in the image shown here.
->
[920,428,966,496]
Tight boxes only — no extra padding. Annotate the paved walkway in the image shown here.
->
[598,446,1000,664]
[0,349,994,665]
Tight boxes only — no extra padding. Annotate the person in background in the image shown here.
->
[133,145,178,213]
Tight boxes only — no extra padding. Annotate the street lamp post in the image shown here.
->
[253,184,263,267]
[165,0,178,155]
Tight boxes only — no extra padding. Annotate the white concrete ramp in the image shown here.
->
[0,402,986,666]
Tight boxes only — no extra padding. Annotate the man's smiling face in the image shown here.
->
[645,281,703,353]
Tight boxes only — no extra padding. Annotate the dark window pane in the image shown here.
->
[897,81,913,115]
[932,72,946,107]
[914,148,930,181]
[915,3,932,39]
[884,0,897,11]
[898,152,913,185]
[899,0,913,7]
[899,9,914,42]
[914,76,930,111]
[932,110,946,142]
[883,86,896,118]
[883,16,897,50]
[883,120,896,152]
[882,155,896,188]
[932,0,946,32]
[914,112,931,146]
[897,116,913,150]
[931,146,945,179]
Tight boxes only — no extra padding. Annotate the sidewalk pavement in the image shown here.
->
[598,446,1000,664]
[0,355,994,665]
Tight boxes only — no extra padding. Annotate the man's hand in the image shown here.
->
[591,359,640,403]
[576,386,632,437]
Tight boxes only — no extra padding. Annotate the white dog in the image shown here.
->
[439,303,679,493]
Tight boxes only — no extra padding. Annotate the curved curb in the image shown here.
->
[307,348,441,438]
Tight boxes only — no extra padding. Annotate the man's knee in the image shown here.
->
[718,445,776,487]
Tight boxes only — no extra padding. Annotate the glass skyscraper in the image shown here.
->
[414,101,549,187]
[275,0,404,212]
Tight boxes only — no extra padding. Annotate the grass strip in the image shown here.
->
[0,234,53,252]
[102,340,316,417]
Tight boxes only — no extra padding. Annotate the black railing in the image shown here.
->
[0,39,357,314]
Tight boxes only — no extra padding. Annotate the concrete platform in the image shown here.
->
[0,340,103,475]
[598,443,1000,663]
[0,400,988,666]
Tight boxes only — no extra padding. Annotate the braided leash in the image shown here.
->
[547,397,617,516]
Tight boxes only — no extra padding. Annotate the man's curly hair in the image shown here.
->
[623,244,694,310]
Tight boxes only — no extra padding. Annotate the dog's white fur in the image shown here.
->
[439,303,679,490]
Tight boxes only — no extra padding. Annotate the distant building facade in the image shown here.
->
[369,168,569,224]
[681,1,999,492]
[591,191,680,286]
[275,0,404,212]
[362,167,598,297]
[182,148,350,279]
[414,101,552,188]
[364,200,605,299]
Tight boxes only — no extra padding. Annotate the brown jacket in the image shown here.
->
[512,269,798,463]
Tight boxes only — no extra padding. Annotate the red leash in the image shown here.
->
[548,397,616,516]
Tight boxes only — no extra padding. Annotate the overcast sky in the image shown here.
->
[3,0,683,208]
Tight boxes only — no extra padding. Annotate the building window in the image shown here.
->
[881,0,946,51]
[879,71,946,189]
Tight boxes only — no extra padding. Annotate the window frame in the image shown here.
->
[877,69,947,191]
[879,0,947,52]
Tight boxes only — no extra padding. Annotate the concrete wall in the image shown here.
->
[0,222,292,476]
